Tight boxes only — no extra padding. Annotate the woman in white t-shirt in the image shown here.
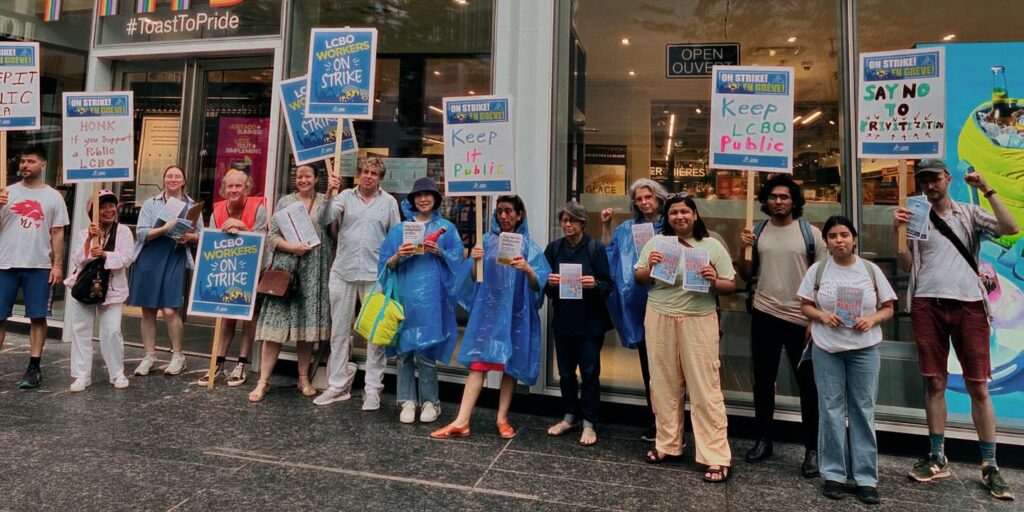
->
[798,215,896,506]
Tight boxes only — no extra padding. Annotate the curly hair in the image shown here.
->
[757,174,806,219]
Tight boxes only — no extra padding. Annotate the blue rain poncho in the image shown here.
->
[377,202,463,363]
[606,218,663,348]
[456,209,552,385]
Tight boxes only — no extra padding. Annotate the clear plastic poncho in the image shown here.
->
[456,208,552,385]
[606,218,663,348]
[377,202,463,363]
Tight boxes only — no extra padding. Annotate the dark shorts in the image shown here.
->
[0,268,51,320]
[911,297,991,382]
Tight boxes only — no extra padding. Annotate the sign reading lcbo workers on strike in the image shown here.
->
[709,66,794,173]
[443,95,515,196]
[0,42,40,130]
[306,28,377,119]
[279,76,357,165]
[188,230,265,321]
[858,47,945,158]
[62,91,134,183]
[666,43,739,78]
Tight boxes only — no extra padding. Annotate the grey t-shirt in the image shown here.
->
[0,182,69,269]
[752,220,827,326]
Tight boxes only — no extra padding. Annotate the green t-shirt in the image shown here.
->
[635,235,735,316]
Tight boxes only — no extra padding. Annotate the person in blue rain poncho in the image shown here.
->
[431,195,551,440]
[600,178,668,441]
[378,177,463,425]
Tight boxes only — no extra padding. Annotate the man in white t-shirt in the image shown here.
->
[739,174,826,477]
[0,146,70,389]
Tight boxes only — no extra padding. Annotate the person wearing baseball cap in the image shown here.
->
[894,159,1019,500]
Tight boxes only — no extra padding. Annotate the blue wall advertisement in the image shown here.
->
[279,76,357,165]
[188,230,264,321]
[305,28,377,119]
[925,42,1024,425]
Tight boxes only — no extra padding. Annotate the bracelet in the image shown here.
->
[984,189,997,198]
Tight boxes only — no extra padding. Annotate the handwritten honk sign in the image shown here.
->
[306,28,377,119]
[709,65,794,173]
[62,91,134,183]
[443,95,516,196]
[0,42,40,131]
[188,230,265,320]
[857,47,945,158]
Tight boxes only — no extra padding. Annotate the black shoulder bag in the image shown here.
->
[928,210,996,294]
[71,224,119,305]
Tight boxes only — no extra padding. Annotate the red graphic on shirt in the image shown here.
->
[10,200,45,229]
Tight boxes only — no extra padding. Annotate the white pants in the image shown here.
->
[67,297,125,382]
[327,277,386,395]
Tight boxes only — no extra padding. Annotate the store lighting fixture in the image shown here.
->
[422,137,444,144]
[453,0,468,5]
[942,34,956,41]
[787,36,797,43]
[668,114,676,137]
[792,115,803,123]
[666,139,672,158]
[468,90,476,95]
[621,37,631,46]
[828,120,836,125]
[432,70,442,76]
[805,144,812,148]
[800,110,823,125]
[628,70,637,77]
[695,108,702,114]
[429,105,444,114]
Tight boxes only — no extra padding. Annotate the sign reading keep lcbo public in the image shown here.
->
[0,42,40,130]
[709,66,794,173]
[306,28,378,119]
[188,230,265,321]
[857,47,946,158]
[62,91,134,183]
[279,76,357,166]
[443,95,515,196]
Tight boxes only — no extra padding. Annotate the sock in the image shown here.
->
[238,356,250,365]
[929,432,946,463]
[215,355,226,366]
[980,440,997,469]
[28,356,41,369]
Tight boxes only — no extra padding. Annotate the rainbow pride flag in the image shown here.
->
[171,0,191,10]
[136,0,157,13]
[98,0,119,16]
[43,0,61,21]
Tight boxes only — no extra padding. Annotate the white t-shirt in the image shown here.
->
[797,257,897,353]
[0,183,70,269]
[914,211,984,302]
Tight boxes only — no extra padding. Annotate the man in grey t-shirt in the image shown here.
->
[0,146,69,389]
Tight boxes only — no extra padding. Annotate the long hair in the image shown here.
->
[757,173,806,219]
[628,178,669,221]
[660,195,709,240]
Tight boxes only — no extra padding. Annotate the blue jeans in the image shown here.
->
[396,351,439,406]
[812,344,880,487]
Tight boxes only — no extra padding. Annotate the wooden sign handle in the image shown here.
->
[743,172,756,261]
[475,196,483,283]
[207,319,223,390]
[329,117,344,196]
[897,160,909,253]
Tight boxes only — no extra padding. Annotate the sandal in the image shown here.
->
[547,420,576,437]
[703,465,731,483]
[430,422,471,439]
[248,380,270,402]
[496,422,516,439]
[579,426,598,446]
[644,450,684,464]
[297,376,317,397]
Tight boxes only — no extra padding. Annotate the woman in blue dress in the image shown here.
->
[128,165,202,377]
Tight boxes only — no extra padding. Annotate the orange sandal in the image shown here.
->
[430,422,471,439]
[496,422,516,439]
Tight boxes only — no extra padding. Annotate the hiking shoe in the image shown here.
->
[134,355,158,376]
[362,393,381,411]
[226,362,247,387]
[856,486,880,505]
[111,376,130,389]
[18,366,41,389]
[69,378,91,393]
[197,365,224,386]
[312,386,351,406]
[909,453,951,482]
[822,480,845,500]
[399,401,417,424]
[982,466,1015,500]
[420,402,440,423]
[164,353,187,375]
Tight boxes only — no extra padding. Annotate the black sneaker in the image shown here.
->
[908,453,951,482]
[18,366,41,389]
[857,486,880,505]
[822,480,845,500]
[982,466,1015,501]
[640,426,656,442]
[801,449,820,478]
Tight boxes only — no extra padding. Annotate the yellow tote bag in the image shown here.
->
[354,276,404,347]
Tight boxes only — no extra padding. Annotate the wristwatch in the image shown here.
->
[984,189,997,198]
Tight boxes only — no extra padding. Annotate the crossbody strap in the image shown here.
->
[928,209,979,274]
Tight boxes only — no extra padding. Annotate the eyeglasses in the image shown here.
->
[767,194,792,202]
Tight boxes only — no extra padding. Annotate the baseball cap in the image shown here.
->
[914,159,949,177]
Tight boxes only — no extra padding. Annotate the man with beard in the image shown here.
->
[0,145,69,388]
[738,174,824,477]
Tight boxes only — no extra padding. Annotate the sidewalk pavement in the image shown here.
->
[0,333,1019,511]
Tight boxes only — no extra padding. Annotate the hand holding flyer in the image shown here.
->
[834,286,864,328]
[497,232,524,265]
[906,195,931,240]
[165,218,193,240]
[404,222,425,254]
[157,196,187,223]
[683,247,711,292]
[559,263,583,300]
[631,223,655,251]
[650,237,682,285]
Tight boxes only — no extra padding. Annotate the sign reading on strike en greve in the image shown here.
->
[305,28,377,119]
[279,76,357,165]
[62,91,134,183]
[443,95,515,196]
[188,229,265,321]
[710,66,794,173]
[0,42,40,130]
[857,47,945,159]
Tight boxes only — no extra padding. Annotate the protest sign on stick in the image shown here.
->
[0,41,41,189]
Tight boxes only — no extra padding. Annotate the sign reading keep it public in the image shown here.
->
[857,47,946,158]
[305,28,378,119]
[188,229,265,321]
[709,65,794,173]
[443,95,516,196]
[0,42,40,131]
[62,91,134,183]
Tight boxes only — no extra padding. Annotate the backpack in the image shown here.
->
[745,218,816,313]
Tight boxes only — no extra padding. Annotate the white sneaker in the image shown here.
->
[312,386,351,406]
[399,401,417,424]
[420,402,440,423]
[69,378,91,393]
[134,355,157,376]
[111,376,130,389]
[362,393,381,412]
[164,353,187,375]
